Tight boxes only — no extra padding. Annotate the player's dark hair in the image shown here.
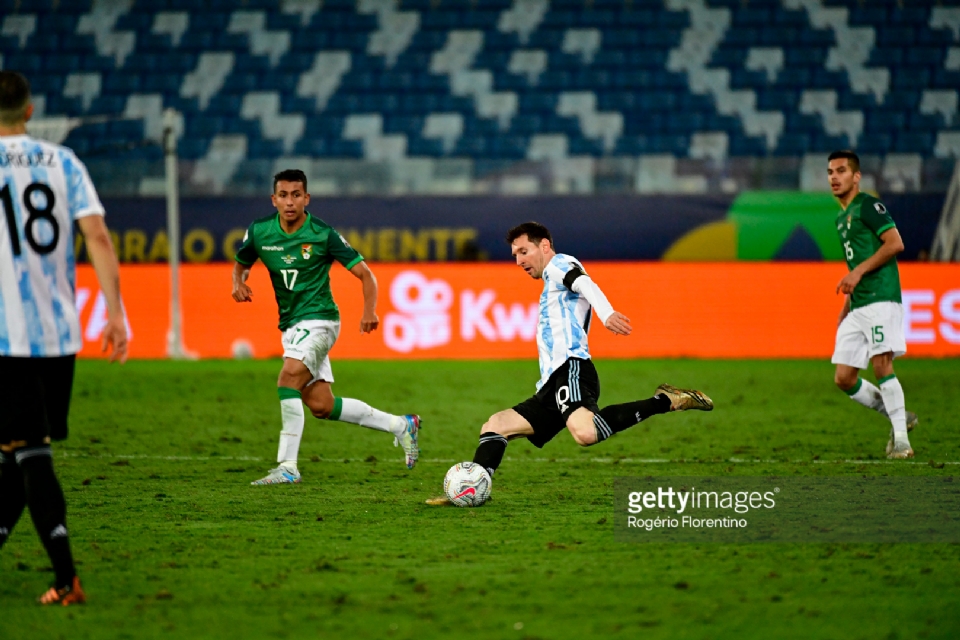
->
[0,71,31,126]
[506,222,553,248]
[273,169,308,193]
[828,150,860,173]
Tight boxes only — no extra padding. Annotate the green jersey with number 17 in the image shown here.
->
[235,212,363,330]
[835,192,901,310]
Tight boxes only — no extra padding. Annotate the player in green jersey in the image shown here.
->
[828,151,916,459]
[232,169,420,484]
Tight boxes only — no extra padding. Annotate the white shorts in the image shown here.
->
[831,301,906,370]
[281,319,340,383]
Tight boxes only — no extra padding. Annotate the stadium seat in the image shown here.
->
[5,0,951,184]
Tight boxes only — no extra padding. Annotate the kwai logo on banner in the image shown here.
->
[382,270,540,354]
[383,271,454,353]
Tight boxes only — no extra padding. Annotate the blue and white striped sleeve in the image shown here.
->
[61,149,105,220]
[543,254,578,284]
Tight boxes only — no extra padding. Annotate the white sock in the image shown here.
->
[878,376,909,444]
[277,388,304,468]
[332,397,405,436]
[846,378,887,416]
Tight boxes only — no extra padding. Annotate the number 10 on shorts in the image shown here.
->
[872,325,884,344]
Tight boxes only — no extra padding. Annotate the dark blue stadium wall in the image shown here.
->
[90,193,943,263]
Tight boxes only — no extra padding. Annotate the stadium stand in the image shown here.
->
[2,0,958,194]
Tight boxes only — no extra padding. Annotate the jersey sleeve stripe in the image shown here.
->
[875,222,896,236]
[343,255,364,270]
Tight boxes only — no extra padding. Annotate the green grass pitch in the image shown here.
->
[3,358,959,639]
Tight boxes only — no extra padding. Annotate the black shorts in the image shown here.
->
[512,358,600,449]
[0,355,76,447]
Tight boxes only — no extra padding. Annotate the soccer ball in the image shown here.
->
[443,462,492,507]
[230,338,254,359]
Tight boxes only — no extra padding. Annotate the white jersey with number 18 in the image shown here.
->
[0,134,105,357]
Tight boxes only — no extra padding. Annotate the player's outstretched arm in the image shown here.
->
[836,228,904,295]
[349,261,379,333]
[78,214,128,363]
[568,272,631,336]
[232,261,254,302]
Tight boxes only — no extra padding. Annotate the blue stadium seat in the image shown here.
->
[614,136,649,155]
[82,55,115,73]
[89,96,126,116]
[12,1,948,164]
[464,117,500,136]
[876,27,915,46]
[7,55,43,74]
[730,69,768,89]
[103,75,142,95]
[61,34,95,54]
[221,74,260,94]
[29,34,63,53]
[649,134,690,155]
[856,133,893,155]
[37,14,78,33]
[248,138,285,159]
[107,119,145,140]
[115,13,153,32]
[408,138,445,158]
[453,137,486,157]
[207,95,242,116]
[775,133,811,156]
[31,76,65,95]
[908,113,944,132]
[569,137,605,156]
[894,132,934,154]
[848,7,888,25]
[326,139,363,158]
[892,69,931,91]
[184,116,223,138]
[905,48,944,67]
[598,92,636,111]
[730,135,768,156]
[294,138,331,157]
[180,32,215,51]
[890,7,929,24]
[488,136,527,159]
[866,111,906,132]
[932,70,960,89]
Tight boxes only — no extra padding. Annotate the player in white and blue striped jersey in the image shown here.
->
[0,71,127,605]
[427,223,713,504]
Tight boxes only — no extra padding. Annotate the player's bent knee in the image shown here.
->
[567,421,598,447]
[304,395,334,419]
[834,372,856,390]
[481,415,506,436]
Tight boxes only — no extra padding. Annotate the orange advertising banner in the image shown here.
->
[75,263,960,360]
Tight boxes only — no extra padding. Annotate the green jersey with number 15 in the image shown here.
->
[235,212,363,330]
[835,192,901,310]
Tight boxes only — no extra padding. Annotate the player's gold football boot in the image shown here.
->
[885,411,917,457]
[424,496,454,506]
[655,384,714,412]
[39,576,86,606]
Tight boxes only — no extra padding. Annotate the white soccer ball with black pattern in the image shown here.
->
[443,462,492,507]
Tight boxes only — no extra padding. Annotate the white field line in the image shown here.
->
[56,453,960,466]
